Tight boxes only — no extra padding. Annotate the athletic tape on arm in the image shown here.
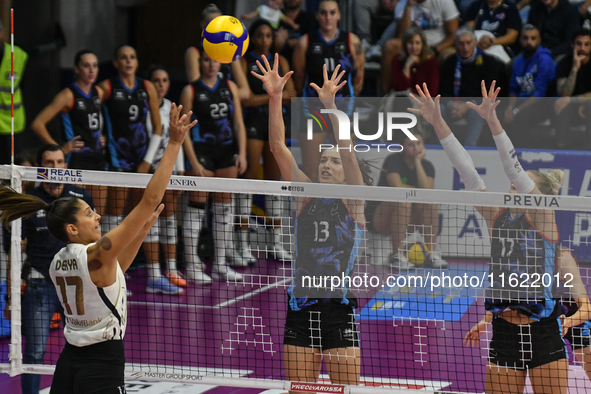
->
[493,131,535,194]
[439,133,486,191]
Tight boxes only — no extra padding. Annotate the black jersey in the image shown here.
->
[190,78,235,146]
[486,209,558,320]
[61,83,105,168]
[194,43,231,82]
[104,76,150,172]
[304,29,355,99]
[288,198,364,311]
[244,51,274,118]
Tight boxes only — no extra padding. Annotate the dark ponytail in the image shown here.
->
[357,159,375,186]
[0,186,47,227]
[0,187,81,243]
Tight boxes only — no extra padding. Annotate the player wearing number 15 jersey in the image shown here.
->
[31,50,107,171]
[0,102,196,394]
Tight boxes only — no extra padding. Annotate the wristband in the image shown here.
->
[143,134,162,165]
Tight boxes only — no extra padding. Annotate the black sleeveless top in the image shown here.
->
[61,83,105,166]
[288,198,363,311]
[304,29,355,98]
[189,78,235,146]
[104,76,150,171]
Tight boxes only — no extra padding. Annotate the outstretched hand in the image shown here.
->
[251,53,294,98]
[309,64,347,107]
[463,319,488,348]
[466,80,501,124]
[169,103,197,144]
[408,83,443,126]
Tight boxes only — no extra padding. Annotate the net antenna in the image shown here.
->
[9,8,13,165]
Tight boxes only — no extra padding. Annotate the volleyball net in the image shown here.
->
[1,159,591,394]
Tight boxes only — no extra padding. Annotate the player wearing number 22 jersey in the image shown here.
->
[103,75,150,172]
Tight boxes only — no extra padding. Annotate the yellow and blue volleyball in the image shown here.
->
[406,242,429,266]
[202,15,249,64]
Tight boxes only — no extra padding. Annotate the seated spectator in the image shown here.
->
[439,26,504,146]
[504,24,556,147]
[554,28,591,149]
[381,0,460,93]
[241,0,300,31]
[274,0,316,61]
[365,130,447,269]
[527,0,581,59]
[390,27,440,94]
[464,0,522,63]
[354,0,398,53]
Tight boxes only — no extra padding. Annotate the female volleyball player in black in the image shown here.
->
[409,81,591,393]
[31,50,107,215]
[253,55,368,390]
[97,45,180,295]
[0,104,196,394]
[292,0,365,182]
[237,19,296,265]
[181,51,247,283]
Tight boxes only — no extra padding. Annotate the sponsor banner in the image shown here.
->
[290,382,344,393]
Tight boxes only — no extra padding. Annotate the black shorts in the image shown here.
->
[489,313,567,370]
[68,152,107,171]
[245,112,269,141]
[564,326,591,350]
[193,142,238,172]
[50,340,126,394]
[284,302,359,350]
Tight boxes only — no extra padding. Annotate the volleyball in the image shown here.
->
[202,15,249,64]
[406,242,429,266]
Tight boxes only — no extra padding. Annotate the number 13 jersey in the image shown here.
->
[289,198,364,311]
[49,243,127,347]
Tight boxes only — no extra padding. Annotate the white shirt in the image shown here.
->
[395,0,459,46]
[49,243,127,347]
[146,98,185,173]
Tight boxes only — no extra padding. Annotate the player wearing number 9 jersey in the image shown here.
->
[0,103,196,394]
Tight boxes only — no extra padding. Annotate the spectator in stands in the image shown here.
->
[464,0,522,63]
[355,0,399,60]
[381,0,459,93]
[527,0,581,59]
[366,129,447,269]
[0,20,27,165]
[439,26,504,146]
[274,0,317,61]
[390,26,439,94]
[3,145,94,394]
[504,24,556,147]
[241,0,300,31]
[554,28,591,149]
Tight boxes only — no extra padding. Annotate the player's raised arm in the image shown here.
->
[309,64,363,186]
[251,53,309,183]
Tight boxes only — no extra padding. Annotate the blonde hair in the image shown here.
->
[528,169,564,195]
